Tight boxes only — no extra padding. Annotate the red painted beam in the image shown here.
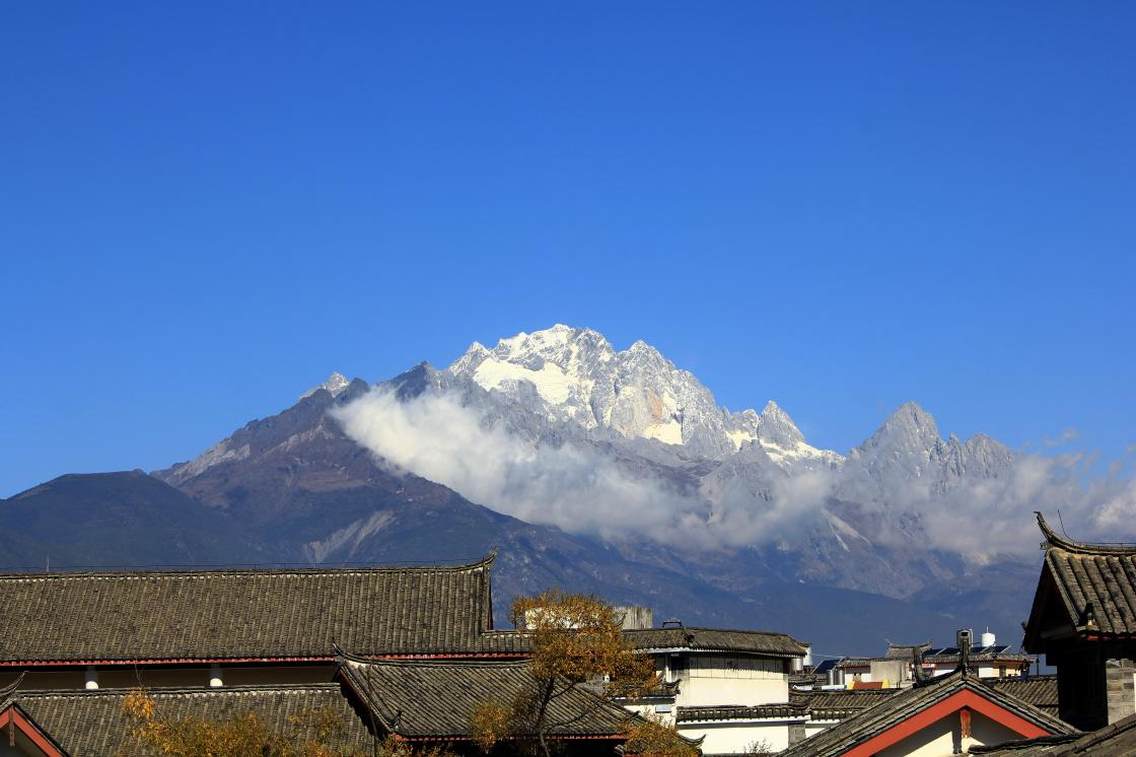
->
[0,707,65,757]
[843,689,1053,757]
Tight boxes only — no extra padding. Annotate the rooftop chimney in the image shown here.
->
[614,606,654,630]
[957,628,973,678]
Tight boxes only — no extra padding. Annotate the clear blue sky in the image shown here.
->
[2,3,1134,497]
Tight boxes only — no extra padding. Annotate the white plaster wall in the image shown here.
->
[678,721,792,755]
[677,677,788,708]
[966,712,1021,751]
[876,718,955,757]
[674,655,789,707]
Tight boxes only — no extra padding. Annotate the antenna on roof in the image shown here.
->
[1057,509,1069,538]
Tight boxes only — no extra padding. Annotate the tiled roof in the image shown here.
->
[0,684,374,755]
[971,710,1136,755]
[1026,513,1136,644]
[789,689,899,720]
[0,555,504,664]
[778,669,1075,757]
[884,642,930,659]
[835,657,871,668]
[676,704,806,722]
[622,627,807,657]
[983,676,1060,716]
[338,655,631,740]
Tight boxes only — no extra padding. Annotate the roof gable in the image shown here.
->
[0,705,65,756]
[0,556,500,665]
[780,670,1074,757]
[972,710,1136,755]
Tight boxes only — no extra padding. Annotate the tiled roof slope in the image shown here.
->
[984,676,1060,716]
[0,556,501,664]
[0,684,374,755]
[338,655,631,740]
[1027,512,1136,644]
[676,704,805,722]
[971,711,1136,755]
[885,642,930,659]
[789,689,899,720]
[778,670,1075,757]
[623,627,807,657]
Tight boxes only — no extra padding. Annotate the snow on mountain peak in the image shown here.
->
[300,372,350,400]
[446,325,844,466]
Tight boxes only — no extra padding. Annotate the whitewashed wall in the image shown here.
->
[679,719,794,754]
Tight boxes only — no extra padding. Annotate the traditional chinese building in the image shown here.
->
[778,633,1073,757]
[621,623,810,753]
[1023,513,1136,730]
[0,655,638,756]
[0,555,524,691]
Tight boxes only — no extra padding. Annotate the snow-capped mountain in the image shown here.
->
[448,324,842,468]
[300,371,351,400]
[10,324,1110,654]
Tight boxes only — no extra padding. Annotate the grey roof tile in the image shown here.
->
[338,655,631,740]
[5,684,374,755]
[0,556,500,664]
[622,627,807,657]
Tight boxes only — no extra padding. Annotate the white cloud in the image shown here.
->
[332,387,1136,560]
[331,387,716,547]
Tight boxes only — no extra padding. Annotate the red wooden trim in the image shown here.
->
[0,651,529,667]
[0,706,66,756]
[404,733,624,742]
[843,690,1053,757]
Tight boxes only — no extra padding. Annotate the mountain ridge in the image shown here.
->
[0,324,1070,654]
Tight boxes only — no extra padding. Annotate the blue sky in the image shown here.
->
[2,2,1134,497]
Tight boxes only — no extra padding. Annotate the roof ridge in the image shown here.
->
[627,625,799,638]
[13,683,346,699]
[0,553,496,580]
[1036,512,1136,555]
[340,653,530,669]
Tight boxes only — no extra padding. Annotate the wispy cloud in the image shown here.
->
[332,387,1136,560]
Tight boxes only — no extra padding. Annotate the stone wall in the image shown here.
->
[1105,657,1136,724]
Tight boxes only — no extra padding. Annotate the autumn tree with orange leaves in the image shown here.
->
[470,590,689,757]
[120,689,455,757]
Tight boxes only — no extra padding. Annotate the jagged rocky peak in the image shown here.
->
[860,401,941,452]
[300,371,351,400]
[756,400,806,448]
[445,324,844,465]
[847,401,1013,485]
